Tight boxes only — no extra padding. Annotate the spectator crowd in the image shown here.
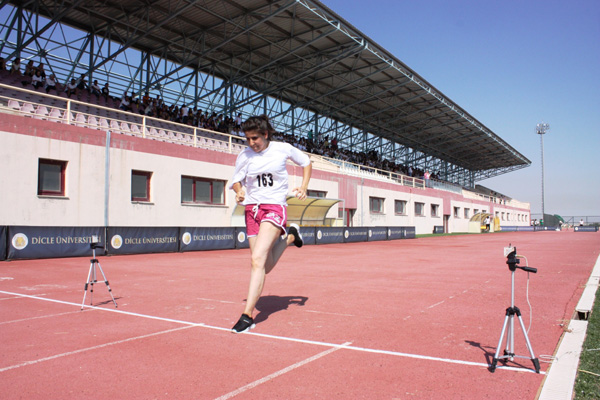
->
[1,55,439,181]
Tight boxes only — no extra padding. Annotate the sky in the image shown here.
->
[322,0,600,217]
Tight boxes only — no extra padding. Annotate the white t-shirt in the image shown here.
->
[229,141,310,205]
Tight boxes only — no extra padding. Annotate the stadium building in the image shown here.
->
[0,1,532,259]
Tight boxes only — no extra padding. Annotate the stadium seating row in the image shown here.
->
[2,97,246,153]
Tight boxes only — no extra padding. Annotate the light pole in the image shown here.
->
[536,122,550,219]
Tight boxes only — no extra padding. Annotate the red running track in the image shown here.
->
[0,231,598,399]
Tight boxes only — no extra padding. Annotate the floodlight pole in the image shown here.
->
[536,123,549,218]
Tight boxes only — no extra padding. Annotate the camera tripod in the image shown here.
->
[490,247,539,373]
[81,243,117,310]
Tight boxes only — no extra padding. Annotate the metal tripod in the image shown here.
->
[490,248,539,373]
[81,243,117,309]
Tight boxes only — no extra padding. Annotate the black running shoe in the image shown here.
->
[231,314,255,333]
[288,223,303,248]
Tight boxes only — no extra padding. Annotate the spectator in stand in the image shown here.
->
[234,112,242,134]
[180,104,189,124]
[44,74,57,93]
[76,74,88,92]
[36,63,46,78]
[0,57,6,71]
[23,60,35,77]
[90,80,101,97]
[119,95,131,111]
[21,60,36,86]
[144,100,155,117]
[424,170,431,187]
[10,57,21,75]
[65,78,77,97]
[331,136,338,150]
[101,82,110,100]
[130,91,138,105]
[30,69,44,89]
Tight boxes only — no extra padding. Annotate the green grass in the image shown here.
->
[574,288,600,399]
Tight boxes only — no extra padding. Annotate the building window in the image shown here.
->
[395,200,407,215]
[181,176,225,204]
[415,202,425,216]
[431,204,439,217]
[454,207,460,218]
[370,197,384,214]
[464,208,470,219]
[131,170,152,202]
[38,158,67,196]
[474,209,479,215]
[307,189,327,198]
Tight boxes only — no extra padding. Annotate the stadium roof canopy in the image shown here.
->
[3,0,530,185]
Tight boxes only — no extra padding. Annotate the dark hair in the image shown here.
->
[241,114,276,141]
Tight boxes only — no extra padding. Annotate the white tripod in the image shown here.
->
[81,242,117,310]
[490,247,539,373]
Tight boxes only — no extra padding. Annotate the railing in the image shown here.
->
[312,155,426,189]
[0,82,247,154]
[0,80,427,190]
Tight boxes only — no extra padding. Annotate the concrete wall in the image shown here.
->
[0,114,530,233]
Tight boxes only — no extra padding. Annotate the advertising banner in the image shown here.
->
[0,226,7,261]
[107,227,179,255]
[574,226,599,232]
[499,226,519,232]
[343,227,368,243]
[517,226,535,231]
[298,226,316,246]
[367,227,388,242]
[387,227,403,240]
[315,227,344,245]
[7,226,104,260]
[403,226,416,239]
[180,227,236,252]
[235,227,249,249]
[433,226,444,234]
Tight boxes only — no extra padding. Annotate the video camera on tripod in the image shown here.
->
[81,234,117,309]
[504,245,537,274]
[491,244,540,373]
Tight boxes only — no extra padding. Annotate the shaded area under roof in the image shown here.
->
[8,0,530,180]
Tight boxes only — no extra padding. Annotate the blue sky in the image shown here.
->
[322,0,600,217]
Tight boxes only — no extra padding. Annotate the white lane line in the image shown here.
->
[214,341,352,400]
[0,310,91,325]
[197,297,236,304]
[303,309,355,317]
[0,325,194,372]
[427,300,445,309]
[0,290,543,374]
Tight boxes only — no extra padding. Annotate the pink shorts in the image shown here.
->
[245,204,287,237]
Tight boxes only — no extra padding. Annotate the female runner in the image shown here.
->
[229,115,312,333]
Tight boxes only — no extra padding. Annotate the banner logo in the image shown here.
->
[182,232,192,245]
[237,231,246,243]
[12,233,28,250]
[111,235,123,249]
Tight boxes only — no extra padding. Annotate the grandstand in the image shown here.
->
[0,1,533,259]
